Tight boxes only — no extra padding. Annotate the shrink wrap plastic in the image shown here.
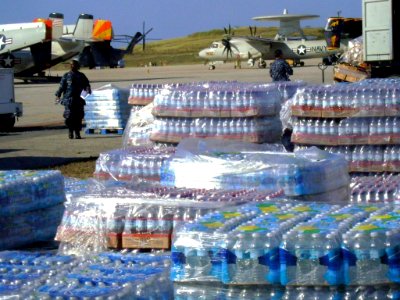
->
[84,84,131,130]
[172,201,400,286]
[0,170,66,250]
[161,139,350,196]
[0,250,172,299]
[55,179,284,255]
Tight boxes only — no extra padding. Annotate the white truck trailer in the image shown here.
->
[0,68,22,131]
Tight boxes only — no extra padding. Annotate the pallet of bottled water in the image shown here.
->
[152,82,282,118]
[173,283,400,300]
[161,145,350,197]
[0,170,66,250]
[84,84,131,131]
[128,83,178,105]
[171,201,338,284]
[291,79,400,118]
[0,250,172,299]
[0,170,65,216]
[171,201,400,286]
[316,145,400,173]
[350,174,400,203]
[292,116,400,146]
[93,145,176,181]
[55,182,283,253]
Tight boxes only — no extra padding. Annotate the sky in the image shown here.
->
[0,0,361,41]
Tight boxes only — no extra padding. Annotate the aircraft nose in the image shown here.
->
[198,49,209,58]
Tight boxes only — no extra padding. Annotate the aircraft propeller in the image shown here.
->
[249,26,257,37]
[222,25,235,58]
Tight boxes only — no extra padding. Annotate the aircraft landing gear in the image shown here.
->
[208,64,216,70]
[292,60,304,67]
[257,59,267,68]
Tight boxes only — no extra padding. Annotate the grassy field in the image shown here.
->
[53,26,324,178]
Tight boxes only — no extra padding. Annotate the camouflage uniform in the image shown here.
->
[269,58,293,82]
[55,70,91,137]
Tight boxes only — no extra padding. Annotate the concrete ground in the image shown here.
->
[0,60,335,170]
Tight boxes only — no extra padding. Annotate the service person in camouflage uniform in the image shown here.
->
[269,49,293,82]
[55,59,91,139]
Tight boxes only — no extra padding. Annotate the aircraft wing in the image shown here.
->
[237,36,274,57]
[0,22,47,55]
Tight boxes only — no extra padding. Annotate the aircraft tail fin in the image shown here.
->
[48,12,64,39]
[126,32,143,54]
[92,19,113,40]
[33,18,53,40]
[73,14,94,39]
[324,17,344,50]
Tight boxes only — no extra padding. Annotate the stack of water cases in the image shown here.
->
[173,284,400,300]
[172,201,400,287]
[151,81,286,144]
[93,145,176,181]
[55,182,283,254]
[0,250,172,299]
[291,79,400,173]
[84,84,131,134]
[128,83,176,106]
[350,174,400,203]
[0,170,66,250]
[161,144,350,201]
[171,202,338,284]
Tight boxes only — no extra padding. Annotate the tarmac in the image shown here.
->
[0,60,335,170]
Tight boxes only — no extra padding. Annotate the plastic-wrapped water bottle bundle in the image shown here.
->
[171,202,400,286]
[171,202,338,284]
[0,250,172,299]
[279,204,387,286]
[0,203,65,250]
[350,174,400,203]
[0,170,65,217]
[292,116,400,146]
[128,83,168,105]
[56,182,283,254]
[341,206,400,286]
[122,102,158,147]
[93,145,176,181]
[161,145,350,197]
[174,284,400,300]
[152,81,282,118]
[84,84,131,130]
[150,116,282,144]
[320,145,400,173]
[291,79,400,118]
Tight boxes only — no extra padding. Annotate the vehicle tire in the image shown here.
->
[209,65,215,70]
[258,61,267,68]
[0,115,15,131]
[300,62,305,67]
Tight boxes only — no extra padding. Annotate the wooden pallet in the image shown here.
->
[85,128,124,135]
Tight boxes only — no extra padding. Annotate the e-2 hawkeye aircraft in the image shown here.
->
[199,9,361,69]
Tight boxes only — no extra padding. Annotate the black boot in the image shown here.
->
[75,130,81,139]
[69,130,74,139]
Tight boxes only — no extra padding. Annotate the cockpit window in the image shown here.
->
[211,43,219,48]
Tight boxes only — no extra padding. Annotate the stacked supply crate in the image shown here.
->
[84,84,130,134]
[0,170,66,250]
[291,79,400,173]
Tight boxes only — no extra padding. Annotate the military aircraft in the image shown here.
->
[0,13,94,80]
[0,21,49,55]
[77,20,153,69]
[199,9,362,69]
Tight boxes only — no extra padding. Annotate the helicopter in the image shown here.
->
[199,9,362,70]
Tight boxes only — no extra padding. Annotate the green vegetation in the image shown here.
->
[124,26,325,67]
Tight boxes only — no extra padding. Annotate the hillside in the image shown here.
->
[124,26,325,67]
